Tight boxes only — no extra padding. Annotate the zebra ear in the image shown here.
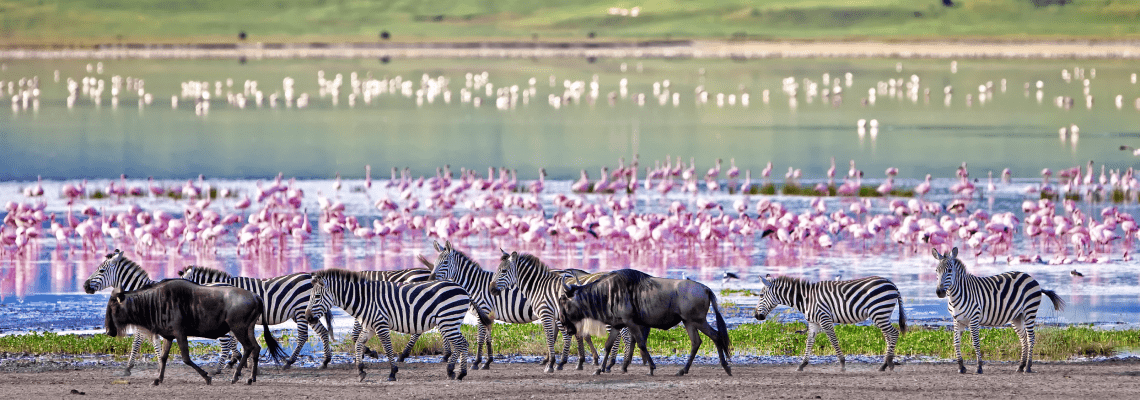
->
[445,241,453,251]
[433,241,443,252]
[950,247,958,258]
[500,248,509,260]
[931,247,942,260]
[759,274,772,287]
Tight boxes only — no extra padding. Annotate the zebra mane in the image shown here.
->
[184,265,233,280]
[441,247,482,272]
[312,268,365,283]
[771,276,811,286]
[512,253,554,274]
[101,254,153,282]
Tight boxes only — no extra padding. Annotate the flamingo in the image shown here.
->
[915,174,932,197]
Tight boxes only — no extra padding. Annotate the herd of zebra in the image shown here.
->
[83,243,1065,382]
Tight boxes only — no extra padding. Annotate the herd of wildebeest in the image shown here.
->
[92,243,1064,385]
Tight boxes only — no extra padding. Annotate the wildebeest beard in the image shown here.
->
[105,290,165,338]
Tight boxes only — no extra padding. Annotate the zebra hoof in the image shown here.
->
[152,379,162,386]
[592,369,603,376]
[246,378,254,385]
[386,376,397,382]
[282,363,293,371]
[456,370,466,381]
[675,369,687,376]
[481,363,491,370]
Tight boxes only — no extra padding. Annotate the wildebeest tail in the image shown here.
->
[258,298,288,364]
[474,304,494,327]
[708,288,732,357]
[1042,289,1066,311]
[897,296,907,336]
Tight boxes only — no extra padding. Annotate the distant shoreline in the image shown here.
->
[4,40,1140,60]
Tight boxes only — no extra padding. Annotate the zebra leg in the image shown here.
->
[1025,322,1037,373]
[557,323,573,370]
[397,333,422,362]
[123,332,146,376]
[306,316,334,369]
[1012,319,1028,372]
[540,313,560,373]
[952,320,966,374]
[876,317,901,372]
[820,320,845,372]
[799,322,820,371]
[677,323,703,376]
[224,334,240,368]
[968,320,983,374]
[214,335,232,375]
[283,320,310,369]
[375,326,399,382]
[352,320,380,359]
[441,322,470,381]
[354,326,376,381]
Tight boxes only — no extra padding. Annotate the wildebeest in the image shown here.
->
[104,279,287,385]
[557,268,732,376]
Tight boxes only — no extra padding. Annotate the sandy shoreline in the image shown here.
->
[4,40,1140,60]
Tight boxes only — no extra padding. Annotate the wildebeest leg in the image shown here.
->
[594,329,620,375]
[799,322,820,371]
[230,323,260,385]
[583,334,600,366]
[153,338,174,386]
[695,320,732,376]
[629,325,655,376]
[176,334,212,384]
[375,326,399,381]
[677,323,703,376]
[397,333,421,362]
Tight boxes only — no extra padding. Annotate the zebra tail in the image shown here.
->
[260,299,288,364]
[897,296,908,336]
[1042,289,1066,311]
[474,304,494,327]
[708,288,732,357]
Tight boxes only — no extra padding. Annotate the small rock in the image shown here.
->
[111,379,129,385]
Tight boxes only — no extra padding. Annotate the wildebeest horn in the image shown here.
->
[759,273,772,287]
[561,281,573,293]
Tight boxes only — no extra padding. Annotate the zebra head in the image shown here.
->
[932,247,960,298]
[753,273,780,321]
[84,249,125,294]
[430,240,461,281]
[305,271,332,325]
[489,249,515,296]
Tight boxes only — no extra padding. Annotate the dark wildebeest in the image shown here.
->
[104,279,288,386]
[557,268,732,376]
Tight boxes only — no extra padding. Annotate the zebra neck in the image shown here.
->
[778,282,808,310]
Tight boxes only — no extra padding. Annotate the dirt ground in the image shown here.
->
[1,359,1138,399]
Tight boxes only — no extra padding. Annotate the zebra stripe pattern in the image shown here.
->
[82,249,162,376]
[346,268,433,360]
[754,274,907,372]
[305,268,476,381]
[933,247,1065,374]
[177,265,334,369]
[430,241,536,369]
[492,252,628,372]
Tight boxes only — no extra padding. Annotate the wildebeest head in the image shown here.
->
[557,281,585,336]
[932,247,960,298]
[104,289,128,338]
[753,274,779,321]
[488,249,513,296]
[84,249,125,294]
[557,281,610,338]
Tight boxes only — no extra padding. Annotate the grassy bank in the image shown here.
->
[2,1,1139,46]
[4,323,1138,362]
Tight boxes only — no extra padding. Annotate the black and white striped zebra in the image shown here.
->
[932,247,1065,374]
[754,273,907,372]
[490,251,628,372]
[347,268,433,361]
[304,268,484,381]
[429,241,535,369]
[177,265,334,369]
[82,250,163,376]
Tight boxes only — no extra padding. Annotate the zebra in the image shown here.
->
[304,268,484,381]
[490,251,629,372]
[932,247,1065,374]
[82,249,164,376]
[754,273,907,372]
[177,265,335,369]
[346,267,433,361]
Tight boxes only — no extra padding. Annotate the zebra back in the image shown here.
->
[359,268,431,283]
[932,247,1063,326]
[755,275,901,325]
[309,268,473,333]
[83,250,157,293]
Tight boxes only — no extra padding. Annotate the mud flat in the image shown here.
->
[2,358,1139,399]
[4,40,1140,60]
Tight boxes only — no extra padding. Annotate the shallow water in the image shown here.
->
[2,57,1140,337]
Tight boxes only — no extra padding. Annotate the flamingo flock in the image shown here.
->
[3,157,1140,269]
